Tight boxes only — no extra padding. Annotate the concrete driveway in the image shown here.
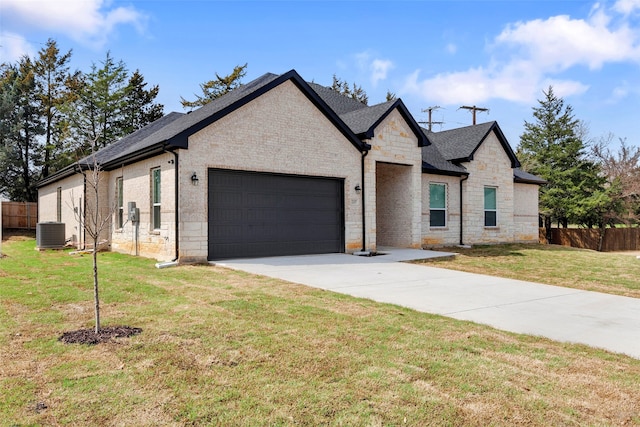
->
[214,248,640,359]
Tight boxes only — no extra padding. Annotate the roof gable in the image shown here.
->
[166,70,366,151]
[339,99,429,147]
[427,121,520,168]
[308,83,429,147]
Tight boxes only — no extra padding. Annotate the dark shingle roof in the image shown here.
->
[308,83,428,145]
[421,143,468,176]
[85,112,185,165]
[307,82,368,115]
[339,100,396,135]
[426,121,520,168]
[514,168,547,184]
[427,121,495,161]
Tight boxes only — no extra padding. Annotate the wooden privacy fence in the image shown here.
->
[541,227,640,252]
[1,202,38,230]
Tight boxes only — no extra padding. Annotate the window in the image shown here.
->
[116,177,123,229]
[484,186,497,227]
[56,187,62,222]
[429,183,447,227]
[151,168,161,230]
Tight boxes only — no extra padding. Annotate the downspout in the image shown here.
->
[165,146,180,262]
[361,149,369,251]
[459,174,469,246]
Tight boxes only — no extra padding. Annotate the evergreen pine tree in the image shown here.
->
[517,86,609,227]
[122,69,164,135]
[0,58,44,201]
[33,39,79,177]
[181,63,247,110]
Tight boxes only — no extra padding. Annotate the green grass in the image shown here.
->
[1,237,639,426]
[418,243,640,298]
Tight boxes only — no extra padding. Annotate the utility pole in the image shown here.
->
[418,106,444,131]
[459,105,489,125]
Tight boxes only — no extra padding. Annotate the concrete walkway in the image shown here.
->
[214,248,640,359]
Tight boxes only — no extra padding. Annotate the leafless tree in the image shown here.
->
[591,134,640,224]
[70,149,116,333]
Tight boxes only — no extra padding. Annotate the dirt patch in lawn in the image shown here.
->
[58,326,142,345]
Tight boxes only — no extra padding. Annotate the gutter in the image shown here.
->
[459,174,469,246]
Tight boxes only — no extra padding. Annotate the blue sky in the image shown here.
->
[3,0,640,149]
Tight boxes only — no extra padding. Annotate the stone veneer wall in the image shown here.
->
[363,109,422,251]
[421,174,463,246]
[460,133,515,244]
[513,182,540,242]
[109,153,176,261]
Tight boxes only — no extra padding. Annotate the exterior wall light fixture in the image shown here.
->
[191,172,199,186]
[355,184,361,194]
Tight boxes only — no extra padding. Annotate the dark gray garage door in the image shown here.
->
[208,169,344,260]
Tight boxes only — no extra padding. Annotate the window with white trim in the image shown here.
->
[484,186,497,227]
[116,177,123,229]
[429,183,447,227]
[151,168,161,230]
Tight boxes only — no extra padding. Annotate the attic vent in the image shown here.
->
[36,222,66,249]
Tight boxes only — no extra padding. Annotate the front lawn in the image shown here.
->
[418,244,640,298]
[1,237,639,426]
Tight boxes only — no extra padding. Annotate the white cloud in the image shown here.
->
[370,59,393,87]
[614,0,640,14]
[0,0,146,48]
[605,80,640,103]
[353,50,394,87]
[445,43,457,54]
[403,3,640,106]
[402,60,574,106]
[0,32,35,62]
[495,7,640,71]
[539,78,590,98]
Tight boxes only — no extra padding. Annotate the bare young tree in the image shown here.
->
[591,134,640,225]
[70,149,116,333]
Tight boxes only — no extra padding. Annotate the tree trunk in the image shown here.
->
[544,215,552,243]
[597,227,606,252]
[93,239,100,333]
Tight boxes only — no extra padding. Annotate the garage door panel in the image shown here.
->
[208,169,344,260]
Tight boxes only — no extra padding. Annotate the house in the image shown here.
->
[37,69,544,263]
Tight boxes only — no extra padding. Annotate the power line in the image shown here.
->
[459,105,489,125]
[418,106,444,132]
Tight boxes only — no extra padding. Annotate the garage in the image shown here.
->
[208,169,345,260]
